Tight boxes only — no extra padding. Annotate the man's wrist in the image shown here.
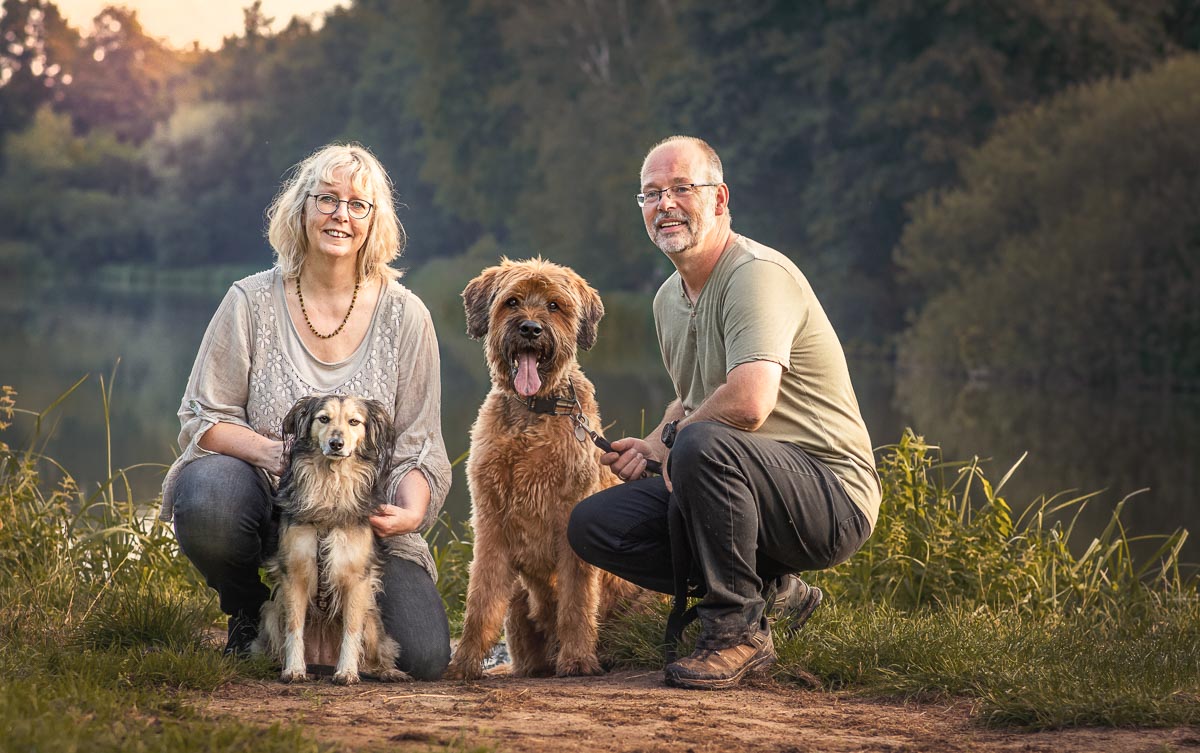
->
[660,419,680,449]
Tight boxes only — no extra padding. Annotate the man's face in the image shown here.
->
[640,143,720,256]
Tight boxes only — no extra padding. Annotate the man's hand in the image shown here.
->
[369,503,424,538]
[601,436,662,484]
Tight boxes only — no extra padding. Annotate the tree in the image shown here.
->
[0,0,79,138]
[896,54,1200,388]
[681,0,1193,341]
[58,5,181,143]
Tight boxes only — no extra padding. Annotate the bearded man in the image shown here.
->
[568,135,881,690]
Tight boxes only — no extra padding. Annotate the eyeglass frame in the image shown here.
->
[307,193,375,220]
[636,183,720,208]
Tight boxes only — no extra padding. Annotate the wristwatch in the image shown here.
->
[660,419,680,449]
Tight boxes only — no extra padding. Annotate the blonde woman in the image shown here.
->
[161,143,452,677]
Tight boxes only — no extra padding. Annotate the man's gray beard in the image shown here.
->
[654,214,707,255]
[656,231,694,255]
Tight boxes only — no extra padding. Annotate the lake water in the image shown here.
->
[2,273,1196,563]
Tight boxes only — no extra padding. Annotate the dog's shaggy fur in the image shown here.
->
[445,257,638,680]
[253,395,410,685]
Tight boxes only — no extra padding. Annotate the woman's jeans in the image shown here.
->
[172,454,451,679]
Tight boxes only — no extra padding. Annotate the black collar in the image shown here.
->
[511,379,578,416]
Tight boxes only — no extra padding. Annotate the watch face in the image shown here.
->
[661,420,677,448]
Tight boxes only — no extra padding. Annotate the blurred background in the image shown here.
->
[0,0,1197,557]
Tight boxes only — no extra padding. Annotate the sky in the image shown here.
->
[52,0,348,50]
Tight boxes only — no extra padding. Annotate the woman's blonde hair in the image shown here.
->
[266,142,406,282]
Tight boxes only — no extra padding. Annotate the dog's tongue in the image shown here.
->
[514,353,541,397]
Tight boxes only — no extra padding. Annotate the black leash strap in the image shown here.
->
[519,378,665,476]
[576,418,664,476]
[663,494,698,662]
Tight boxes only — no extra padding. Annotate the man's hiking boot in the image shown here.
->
[664,627,776,690]
[223,610,259,658]
[773,574,823,634]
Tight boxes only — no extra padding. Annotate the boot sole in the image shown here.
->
[663,651,777,691]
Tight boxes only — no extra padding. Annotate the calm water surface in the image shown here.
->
[2,276,1196,562]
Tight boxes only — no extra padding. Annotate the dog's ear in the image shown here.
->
[282,395,320,441]
[462,266,502,340]
[575,278,605,351]
[362,398,396,466]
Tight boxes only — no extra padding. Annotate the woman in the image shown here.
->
[160,143,452,679]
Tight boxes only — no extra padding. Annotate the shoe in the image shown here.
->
[663,627,776,690]
[223,610,259,658]
[773,575,823,633]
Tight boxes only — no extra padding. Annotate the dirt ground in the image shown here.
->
[196,666,1200,753]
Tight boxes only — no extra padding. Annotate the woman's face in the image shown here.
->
[304,167,372,267]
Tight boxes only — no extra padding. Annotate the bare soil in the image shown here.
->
[196,666,1200,753]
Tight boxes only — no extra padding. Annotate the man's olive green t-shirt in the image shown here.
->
[652,235,881,527]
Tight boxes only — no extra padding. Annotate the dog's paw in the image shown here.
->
[332,671,362,686]
[280,669,312,683]
[555,655,604,677]
[443,659,484,681]
[378,668,412,683]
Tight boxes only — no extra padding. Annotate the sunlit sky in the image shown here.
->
[53,0,348,50]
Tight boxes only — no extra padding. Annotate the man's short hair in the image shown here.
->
[641,135,724,185]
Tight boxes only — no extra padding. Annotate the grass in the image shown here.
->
[0,382,485,753]
[2,379,1197,749]
[600,431,1200,730]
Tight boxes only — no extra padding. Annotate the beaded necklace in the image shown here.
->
[296,277,360,339]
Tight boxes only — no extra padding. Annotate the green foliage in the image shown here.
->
[0,106,154,273]
[783,600,1200,729]
[597,428,1199,727]
[826,430,1193,616]
[897,54,1200,386]
[0,384,358,751]
[426,514,474,633]
[7,0,1197,350]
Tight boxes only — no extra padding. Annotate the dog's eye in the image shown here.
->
[505,297,519,308]
[317,415,331,423]
[547,301,559,311]
[348,418,362,426]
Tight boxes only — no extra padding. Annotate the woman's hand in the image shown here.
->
[260,439,286,476]
[369,503,425,537]
[369,469,431,538]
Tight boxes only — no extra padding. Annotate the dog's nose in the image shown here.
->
[519,320,543,339]
[328,436,344,452]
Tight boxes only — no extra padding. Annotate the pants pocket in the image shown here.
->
[827,510,870,568]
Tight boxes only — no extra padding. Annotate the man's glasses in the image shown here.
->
[308,193,374,220]
[636,183,718,208]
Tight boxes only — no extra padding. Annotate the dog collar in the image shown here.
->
[512,379,579,416]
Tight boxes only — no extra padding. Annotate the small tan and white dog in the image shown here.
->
[253,394,410,685]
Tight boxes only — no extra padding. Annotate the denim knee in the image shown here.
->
[172,455,272,565]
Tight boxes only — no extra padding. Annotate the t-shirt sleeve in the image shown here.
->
[722,260,808,374]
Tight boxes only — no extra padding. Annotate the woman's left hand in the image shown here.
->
[369,503,424,538]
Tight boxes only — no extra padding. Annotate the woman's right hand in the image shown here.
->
[260,439,286,476]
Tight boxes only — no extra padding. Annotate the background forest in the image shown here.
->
[2,0,1198,388]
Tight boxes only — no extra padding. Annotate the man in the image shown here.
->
[568,135,881,690]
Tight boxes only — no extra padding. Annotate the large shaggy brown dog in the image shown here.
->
[445,257,635,680]
[253,395,409,686]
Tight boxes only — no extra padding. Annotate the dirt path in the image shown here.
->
[197,668,1200,753]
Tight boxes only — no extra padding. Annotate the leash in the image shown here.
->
[513,379,663,476]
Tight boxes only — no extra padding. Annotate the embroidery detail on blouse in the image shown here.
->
[241,275,404,440]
